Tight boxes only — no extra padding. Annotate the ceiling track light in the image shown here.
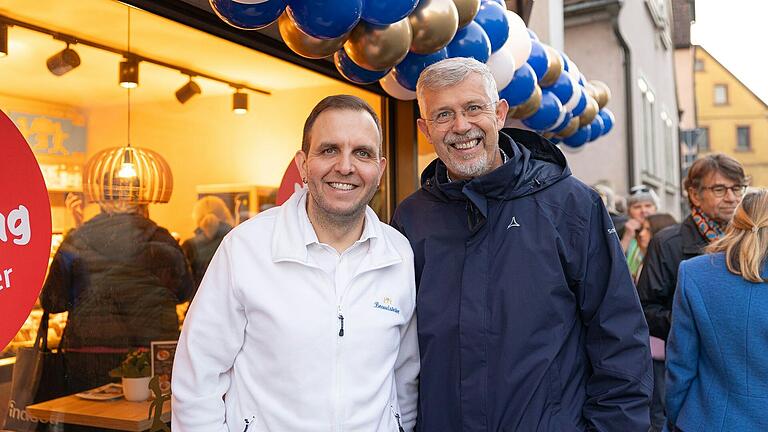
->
[0,23,8,57]
[46,42,81,76]
[0,15,271,96]
[232,90,248,115]
[175,76,201,104]
[119,57,139,89]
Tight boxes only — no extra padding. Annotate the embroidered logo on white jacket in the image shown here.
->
[374,297,400,314]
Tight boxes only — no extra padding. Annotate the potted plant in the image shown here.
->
[115,349,152,401]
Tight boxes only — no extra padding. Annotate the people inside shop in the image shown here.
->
[40,197,193,395]
[665,188,768,431]
[181,195,234,299]
[172,95,419,432]
[637,153,747,431]
[622,185,660,276]
[390,57,652,431]
[632,213,678,281]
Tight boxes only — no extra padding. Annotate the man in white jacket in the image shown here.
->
[172,95,419,432]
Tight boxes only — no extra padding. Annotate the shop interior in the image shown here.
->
[0,0,388,401]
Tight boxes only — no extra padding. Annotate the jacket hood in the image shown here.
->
[73,212,160,259]
[420,128,571,205]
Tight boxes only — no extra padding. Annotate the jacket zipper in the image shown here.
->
[390,404,404,432]
[337,304,345,337]
[334,301,344,432]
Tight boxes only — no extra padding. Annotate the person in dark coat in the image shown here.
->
[40,200,193,394]
[391,57,652,432]
[636,153,747,431]
[181,195,234,300]
[665,189,768,431]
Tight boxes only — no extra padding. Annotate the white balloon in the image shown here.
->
[564,72,582,111]
[503,10,531,71]
[566,57,581,83]
[486,48,515,91]
[380,71,416,101]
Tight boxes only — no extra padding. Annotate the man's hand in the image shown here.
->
[620,218,642,252]
[65,192,84,228]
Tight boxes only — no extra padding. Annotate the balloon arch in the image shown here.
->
[210,0,615,147]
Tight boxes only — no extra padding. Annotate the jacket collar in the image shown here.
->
[271,188,401,270]
[681,214,710,256]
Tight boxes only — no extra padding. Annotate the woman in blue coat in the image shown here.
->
[666,188,768,431]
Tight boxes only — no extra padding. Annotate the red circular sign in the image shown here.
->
[0,111,52,349]
[276,159,303,206]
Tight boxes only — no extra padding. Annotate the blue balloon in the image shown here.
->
[522,90,563,131]
[599,109,615,135]
[210,0,286,30]
[498,63,536,106]
[394,49,449,91]
[361,0,418,25]
[528,29,539,41]
[560,51,571,72]
[578,73,585,86]
[447,22,492,63]
[474,1,509,53]
[488,0,505,5]
[549,136,561,145]
[334,50,389,84]
[287,0,362,39]
[563,125,591,148]
[551,111,573,134]
[572,90,587,116]
[588,115,604,142]
[543,70,574,106]
[526,40,548,81]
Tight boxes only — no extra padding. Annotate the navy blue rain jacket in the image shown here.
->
[391,129,652,431]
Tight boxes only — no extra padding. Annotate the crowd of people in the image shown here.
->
[37,56,766,432]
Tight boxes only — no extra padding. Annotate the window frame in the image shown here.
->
[736,125,751,152]
[713,84,729,106]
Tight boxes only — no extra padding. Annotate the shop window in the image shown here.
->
[0,0,392,419]
[713,84,728,106]
[736,126,751,151]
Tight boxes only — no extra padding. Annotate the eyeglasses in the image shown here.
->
[700,184,748,197]
[424,102,497,130]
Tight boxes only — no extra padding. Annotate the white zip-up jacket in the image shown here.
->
[172,188,419,432]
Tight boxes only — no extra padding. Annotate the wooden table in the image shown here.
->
[27,394,170,431]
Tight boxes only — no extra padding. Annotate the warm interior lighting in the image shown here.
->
[233,91,248,115]
[0,23,8,57]
[175,77,201,104]
[46,43,81,76]
[119,57,139,88]
[117,148,137,178]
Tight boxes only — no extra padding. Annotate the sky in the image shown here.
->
[691,0,768,104]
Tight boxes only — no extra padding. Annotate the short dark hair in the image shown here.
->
[301,95,383,155]
[684,153,746,196]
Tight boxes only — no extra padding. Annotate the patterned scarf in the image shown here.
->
[691,206,725,243]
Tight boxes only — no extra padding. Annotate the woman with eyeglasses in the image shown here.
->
[665,189,768,431]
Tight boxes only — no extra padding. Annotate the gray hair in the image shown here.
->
[416,57,499,117]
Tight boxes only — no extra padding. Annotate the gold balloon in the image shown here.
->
[579,96,599,126]
[590,80,611,108]
[511,85,542,119]
[453,0,481,28]
[583,81,598,100]
[344,18,412,71]
[278,10,348,59]
[409,0,459,55]
[557,117,580,138]
[540,45,564,87]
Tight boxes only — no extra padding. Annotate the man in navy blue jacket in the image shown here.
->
[391,57,652,431]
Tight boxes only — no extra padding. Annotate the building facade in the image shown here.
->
[695,47,768,188]
[562,0,682,218]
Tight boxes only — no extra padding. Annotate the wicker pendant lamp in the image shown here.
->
[83,7,173,205]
